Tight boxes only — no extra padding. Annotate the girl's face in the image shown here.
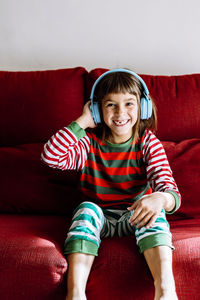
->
[102,92,138,144]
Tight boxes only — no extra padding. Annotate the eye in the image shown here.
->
[106,103,115,108]
[126,102,134,106]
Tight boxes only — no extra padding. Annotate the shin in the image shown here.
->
[66,252,95,300]
[144,246,178,300]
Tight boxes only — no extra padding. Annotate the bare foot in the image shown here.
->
[154,286,178,300]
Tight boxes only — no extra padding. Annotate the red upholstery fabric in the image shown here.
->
[0,143,80,215]
[141,74,200,142]
[0,215,68,300]
[1,216,199,300]
[87,220,200,300]
[171,219,200,299]
[163,139,200,219]
[87,236,154,300]
[0,67,87,146]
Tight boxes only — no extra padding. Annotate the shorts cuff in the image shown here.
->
[138,233,174,253]
[64,239,98,256]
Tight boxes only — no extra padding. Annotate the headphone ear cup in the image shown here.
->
[140,97,152,120]
[90,102,101,124]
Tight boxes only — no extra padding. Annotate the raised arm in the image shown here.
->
[41,101,96,171]
[41,123,90,171]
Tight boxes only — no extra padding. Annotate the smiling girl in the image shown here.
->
[41,69,181,300]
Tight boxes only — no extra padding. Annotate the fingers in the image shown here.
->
[127,201,137,212]
[145,214,157,228]
[83,101,92,114]
[129,212,157,228]
[129,204,158,228]
[129,199,148,225]
[129,206,143,225]
[82,101,97,129]
[128,194,164,229]
[129,211,155,228]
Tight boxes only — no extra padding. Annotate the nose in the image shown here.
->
[115,104,125,116]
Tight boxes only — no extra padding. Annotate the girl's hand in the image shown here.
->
[128,192,169,229]
[75,101,97,129]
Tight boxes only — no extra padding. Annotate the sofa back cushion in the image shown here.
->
[0,143,81,216]
[141,73,200,142]
[0,67,87,146]
[87,69,200,142]
[163,139,200,220]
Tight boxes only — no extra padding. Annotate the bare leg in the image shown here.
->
[66,253,95,300]
[144,246,178,300]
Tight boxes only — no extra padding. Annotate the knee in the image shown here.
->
[72,202,104,227]
[74,202,103,217]
[76,201,99,210]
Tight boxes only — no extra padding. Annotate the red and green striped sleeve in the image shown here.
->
[41,122,90,171]
[142,130,181,213]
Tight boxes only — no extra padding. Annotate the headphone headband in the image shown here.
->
[90,68,149,100]
[90,68,152,124]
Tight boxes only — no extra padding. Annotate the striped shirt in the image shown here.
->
[41,122,181,211]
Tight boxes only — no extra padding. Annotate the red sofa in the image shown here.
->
[0,67,200,300]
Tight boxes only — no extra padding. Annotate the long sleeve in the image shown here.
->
[142,130,181,213]
[41,122,90,171]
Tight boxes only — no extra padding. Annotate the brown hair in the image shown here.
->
[93,71,157,143]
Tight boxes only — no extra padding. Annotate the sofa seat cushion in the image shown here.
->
[0,216,199,300]
[86,219,200,300]
[171,219,200,299]
[87,236,154,300]
[0,143,80,214]
[0,215,69,300]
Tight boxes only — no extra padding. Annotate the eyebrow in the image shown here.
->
[103,97,137,103]
[126,97,137,101]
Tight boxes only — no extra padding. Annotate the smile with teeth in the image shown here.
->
[113,119,129,126]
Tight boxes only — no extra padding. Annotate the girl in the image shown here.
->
[41,69,181,300]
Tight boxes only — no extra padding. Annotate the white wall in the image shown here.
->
[0,0,200,75]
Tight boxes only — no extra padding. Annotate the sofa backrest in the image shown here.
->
[0,67,200,220]
[0,67,88,216]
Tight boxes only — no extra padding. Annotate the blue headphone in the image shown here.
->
[90,68,152,124]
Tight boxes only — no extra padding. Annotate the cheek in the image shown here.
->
[102,107,112,118]
[102,108,110,123]
[130,106,138,118]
